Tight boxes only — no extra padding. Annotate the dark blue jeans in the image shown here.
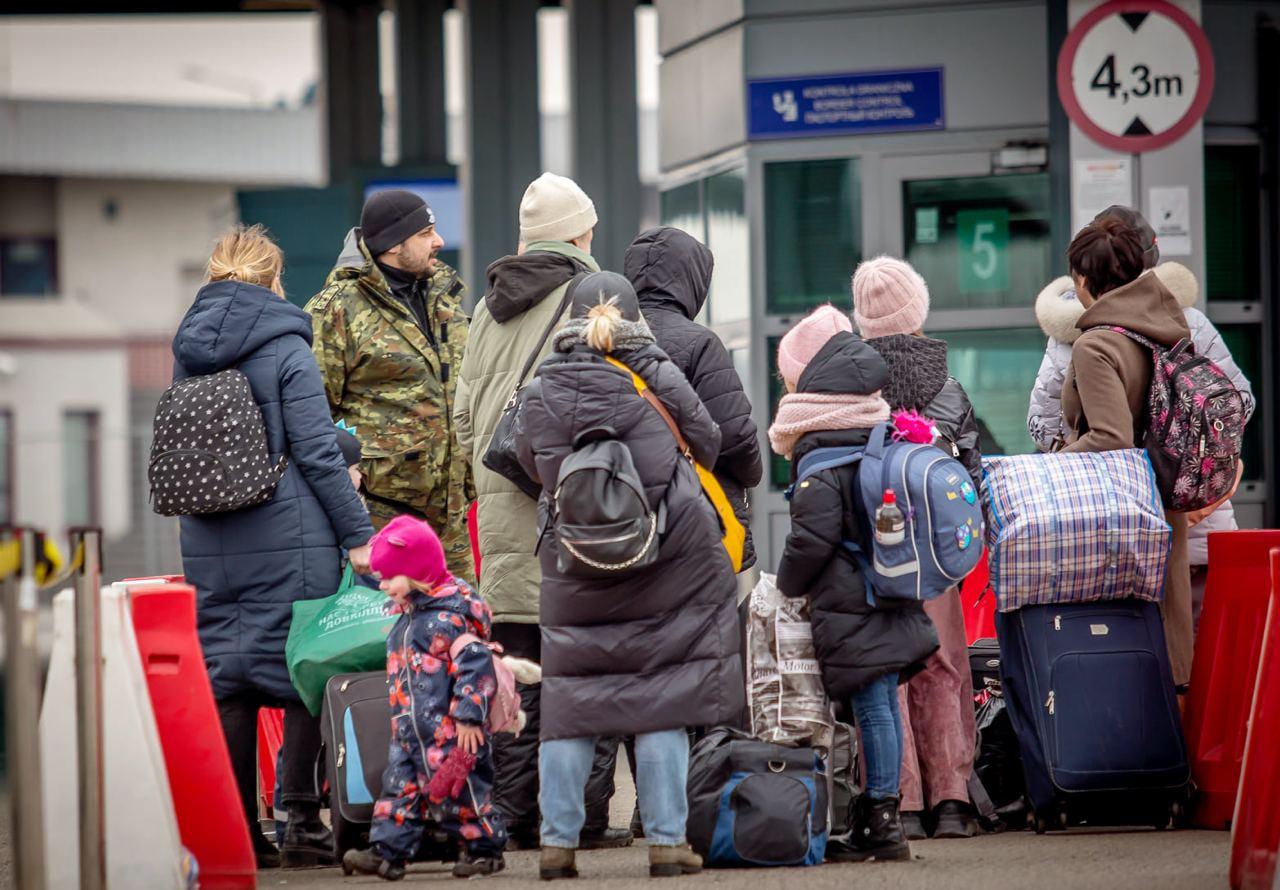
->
[850,673,903,799]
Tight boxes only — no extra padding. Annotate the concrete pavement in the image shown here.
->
[257,829,1230,890]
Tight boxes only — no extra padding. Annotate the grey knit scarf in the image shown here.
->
[553,315,655,354]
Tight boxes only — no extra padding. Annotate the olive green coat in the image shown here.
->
[453,241,599,623]
[306,229,475,583]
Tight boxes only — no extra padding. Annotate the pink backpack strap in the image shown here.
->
[448,632,502,662]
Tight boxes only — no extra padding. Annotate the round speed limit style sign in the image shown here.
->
[1057,0,1214,153]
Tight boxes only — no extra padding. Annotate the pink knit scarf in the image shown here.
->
[768,392,892,458]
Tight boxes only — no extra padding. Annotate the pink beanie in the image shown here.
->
[369,515,451,589]
[777,305,853,388]
[852,256,930,338]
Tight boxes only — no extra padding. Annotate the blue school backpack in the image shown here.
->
[785,421,983,603]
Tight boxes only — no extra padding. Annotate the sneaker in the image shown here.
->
[900,811,928,841]
[539,846,578,881]
[453,852,505,878]
[280,806,336,868]
[931,800,979,839]
[648,844,702,878]
[826,795,911,863]
[579,827,634,850]
[342,847,406,881]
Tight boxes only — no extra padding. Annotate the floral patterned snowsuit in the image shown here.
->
[370,579,508,862]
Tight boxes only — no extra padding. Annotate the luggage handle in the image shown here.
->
[767,760,787,774]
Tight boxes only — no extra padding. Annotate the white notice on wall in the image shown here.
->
[1073,158,1133,234]
[1148,186,1192,256]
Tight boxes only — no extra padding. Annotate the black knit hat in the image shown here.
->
[361,189,436,255]
[567,271,641,322]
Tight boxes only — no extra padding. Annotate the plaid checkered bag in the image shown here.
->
[981,449,1171,612]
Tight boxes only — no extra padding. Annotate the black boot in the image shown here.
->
[579,827,633,850]
[900,810,928,841]
[342,847,405,881]
[826,795,911,863]
[252,824,281,869]
[281,805,336,868]
[931,799,979,839]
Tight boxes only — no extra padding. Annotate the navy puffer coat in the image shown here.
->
[172,280,373,702]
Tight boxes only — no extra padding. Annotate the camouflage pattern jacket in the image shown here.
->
[306,229,475,527]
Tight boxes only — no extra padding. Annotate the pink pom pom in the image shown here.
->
[892,410,938,445]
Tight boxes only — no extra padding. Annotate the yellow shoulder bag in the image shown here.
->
[606,357,745,572]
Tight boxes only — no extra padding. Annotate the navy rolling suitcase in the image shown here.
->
[995,599,1190,832]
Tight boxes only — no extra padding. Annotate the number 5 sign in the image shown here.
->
[1057,0,1214,153]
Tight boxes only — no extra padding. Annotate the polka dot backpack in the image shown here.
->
[148,369,287,516]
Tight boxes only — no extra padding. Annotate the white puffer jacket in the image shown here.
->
[1026,263,1257,565]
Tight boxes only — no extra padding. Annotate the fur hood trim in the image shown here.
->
[1034,263,1199,344]
[1035,275,1084,343]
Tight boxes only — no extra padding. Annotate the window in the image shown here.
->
[765,159,861,315]
[705,169,749,323]
[765,336,790,489]
[934,327,1048,457]
[1217,324,1263,481]
[0,238,58,296]
[0,410,12,526]
[903,173,1051,311]
[659,181,704,242]
[62,411,100,529]
[1204,146,1261,301]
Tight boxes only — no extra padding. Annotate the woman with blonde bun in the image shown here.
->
[172,224,373,868]
[511,271,742,880]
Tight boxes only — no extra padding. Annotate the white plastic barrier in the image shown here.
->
[40,586,186,889]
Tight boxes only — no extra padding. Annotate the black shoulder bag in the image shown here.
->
[481,277,580,498]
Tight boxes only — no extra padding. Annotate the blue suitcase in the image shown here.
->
[995,599,1190,832]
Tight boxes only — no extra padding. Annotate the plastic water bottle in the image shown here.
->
[875,489,905,545]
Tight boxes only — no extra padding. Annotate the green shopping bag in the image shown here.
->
[286,564,394,715]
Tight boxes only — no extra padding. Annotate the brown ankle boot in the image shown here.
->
[648,844,702,878]
[539,846,578,881]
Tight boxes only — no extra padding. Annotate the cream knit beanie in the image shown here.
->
[851,256,930,339]
[518,172,598,244]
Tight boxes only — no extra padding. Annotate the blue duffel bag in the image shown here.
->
[686,727,828,867]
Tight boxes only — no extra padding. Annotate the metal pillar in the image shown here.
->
[4,527,44,890]
[460,0,542,292]
[74,528,105,890]
[322,0,383,183]
[396,0,449,166]
[568,0,641,274]
[1260,15,1280,526]
[1047,0,1071,266]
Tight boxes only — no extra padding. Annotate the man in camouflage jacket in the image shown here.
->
[306,191,475,583]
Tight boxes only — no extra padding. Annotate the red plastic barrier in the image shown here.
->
[127,582,255,888]
[258,709,285,816]
[1229,548,1280,889]
[468,501,481,579]
[1185,530,1280,829]
[959,548,995,645]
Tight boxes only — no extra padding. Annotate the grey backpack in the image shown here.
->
[550,431,660,577]
[149,369,287,516]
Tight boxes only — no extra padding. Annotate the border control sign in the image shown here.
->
[748,68,944,140]
[1057,0,1214,153]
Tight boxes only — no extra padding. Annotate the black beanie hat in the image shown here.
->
[361,189,436,256]
[334,426,362,468]
[567,271,641,322]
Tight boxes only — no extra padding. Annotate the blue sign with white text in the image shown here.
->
[748,68,945,140]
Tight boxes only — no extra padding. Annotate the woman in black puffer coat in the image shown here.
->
[514,271,742,880]
[625,226,763,567]
[770,306,937,864]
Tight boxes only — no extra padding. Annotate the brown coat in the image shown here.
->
[1060,272,1194,685]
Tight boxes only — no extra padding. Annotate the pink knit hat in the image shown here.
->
[851,256,930,338]
[777,305,853,388]
[369,515,451,589]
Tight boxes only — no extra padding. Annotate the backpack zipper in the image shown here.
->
[1046,690,1055,715]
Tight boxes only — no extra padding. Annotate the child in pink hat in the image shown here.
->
[852,256,986,842]
[343,514,510,880]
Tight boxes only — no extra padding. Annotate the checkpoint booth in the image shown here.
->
[653,0,1277,572]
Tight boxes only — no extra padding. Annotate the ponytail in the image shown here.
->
[207,223,285,297]
[584,295,622,353]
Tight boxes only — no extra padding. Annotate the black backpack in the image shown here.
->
[149,369,287,516]
[549,430,660,578]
